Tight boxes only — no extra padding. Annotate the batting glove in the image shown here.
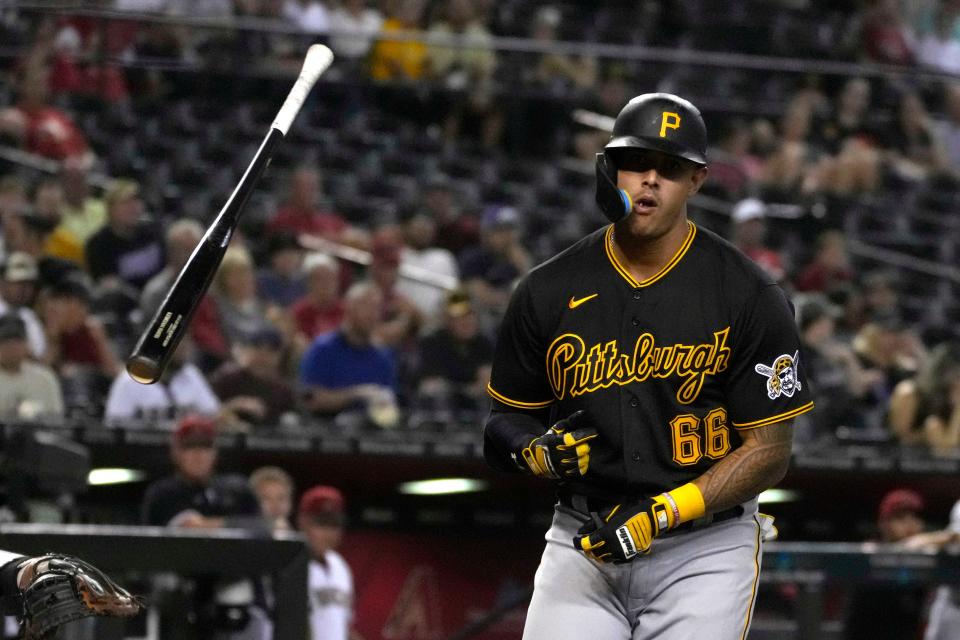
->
[573,483,705,563]
[520,410,597,479]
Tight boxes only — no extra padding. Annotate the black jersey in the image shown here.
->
[487,221,813,497]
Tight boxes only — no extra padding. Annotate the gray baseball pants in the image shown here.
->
[523,498,771,640]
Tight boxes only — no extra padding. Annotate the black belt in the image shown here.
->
[557,492,744,536]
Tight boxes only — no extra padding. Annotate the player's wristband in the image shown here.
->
[658,483,706,529]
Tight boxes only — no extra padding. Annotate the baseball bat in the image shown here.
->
[125,44,334,385]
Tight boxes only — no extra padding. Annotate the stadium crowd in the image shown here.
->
[0,0,956,460]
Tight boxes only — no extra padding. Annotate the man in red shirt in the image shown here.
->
[0,68,90,163]
[267,165,348,240]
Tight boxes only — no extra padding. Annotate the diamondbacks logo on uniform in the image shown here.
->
[754,352,801,399]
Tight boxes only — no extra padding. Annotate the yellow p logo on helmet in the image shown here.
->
[659,112,681,137]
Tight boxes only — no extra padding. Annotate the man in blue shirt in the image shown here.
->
[299,282,397,420]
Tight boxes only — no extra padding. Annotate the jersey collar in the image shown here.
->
[604,221,697,288]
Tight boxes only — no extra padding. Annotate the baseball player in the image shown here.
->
[298,485,357,640]
[483,93,813,639]
[0,549,140,638]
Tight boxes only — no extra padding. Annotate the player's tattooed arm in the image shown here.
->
[693,420,793,513]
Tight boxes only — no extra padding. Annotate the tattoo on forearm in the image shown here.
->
[694,422,793,513]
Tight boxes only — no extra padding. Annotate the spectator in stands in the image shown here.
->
[0,67,91,163]
[705,118,762,200]
[427,0,501,148]
[292,252,344,345]
[884,90,948,181]
[256,232,306,308]
[328,0,383,62]
[367,229,421,347]
[281,0,330,34]
[529,5,596,92]
[41,275,118,380]
[813,77,877,155]
[459,205,530,318]
[422,175,478,256]
[861,270,900,320]
[6,209,79,288]
[250,466,295,533]
[141,415,270,639]
[369,0,428,80]
[935,82,960,170]
[105,337,220,424]
[728,198,785,282]
[794,230,854,292]
[0,314,63,420]
[797,294,884,438]
[572,64,631,162]
[809,77,882,195]
[210,326,296,428]
[0,176,29,256]
[85,179,165,291]
[857,0,915,65]
[827,282,870,342]
[416,289,493,415]
[54,160,106,265]
[0,252,45,358]
[915,1,960,74]
[396,211,459,331]
[300,281,398,423]
[298,485,356,640]
[212,246,275,350]
[845,488,926,640]
[888,342,960,453]
[30,178,77,266]
[760,96,819,197]
[851,317,926,427]
[268,165,348,241]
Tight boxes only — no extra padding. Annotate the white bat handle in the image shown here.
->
[272,44,334,136]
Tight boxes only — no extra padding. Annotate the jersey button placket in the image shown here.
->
[632,450,641,461]
[631,317,640,327]
[633,290,642,300]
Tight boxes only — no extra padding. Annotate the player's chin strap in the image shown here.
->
[595,153,632,224]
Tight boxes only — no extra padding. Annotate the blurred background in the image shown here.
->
[0,0,958,638]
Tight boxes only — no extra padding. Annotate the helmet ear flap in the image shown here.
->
[595,153,632,223]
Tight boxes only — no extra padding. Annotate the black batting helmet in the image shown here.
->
[596,93,708,223]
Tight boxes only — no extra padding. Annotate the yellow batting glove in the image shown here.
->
[520,410,597,479]
[573,483,705,563]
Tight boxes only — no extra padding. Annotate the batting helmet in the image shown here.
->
[596,93,708,223]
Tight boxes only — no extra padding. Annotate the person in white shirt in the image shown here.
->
[396,212,459,332]
[298,485,357,640]
[282,0,330,34]
[104,338,219,424]
[0,252,46,359]
[328,0,383,60]
[0,314,63,419]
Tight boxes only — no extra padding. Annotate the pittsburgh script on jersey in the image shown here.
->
[546,328,731,404]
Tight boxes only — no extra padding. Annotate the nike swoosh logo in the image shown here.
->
[568,293,599,309]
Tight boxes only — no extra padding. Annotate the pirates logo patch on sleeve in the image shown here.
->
[754,352,801,399]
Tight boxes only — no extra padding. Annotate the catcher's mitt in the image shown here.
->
[19,554,142,639]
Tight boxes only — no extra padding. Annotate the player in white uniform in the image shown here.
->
[905,499,960,640]
[298,485,357,640]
